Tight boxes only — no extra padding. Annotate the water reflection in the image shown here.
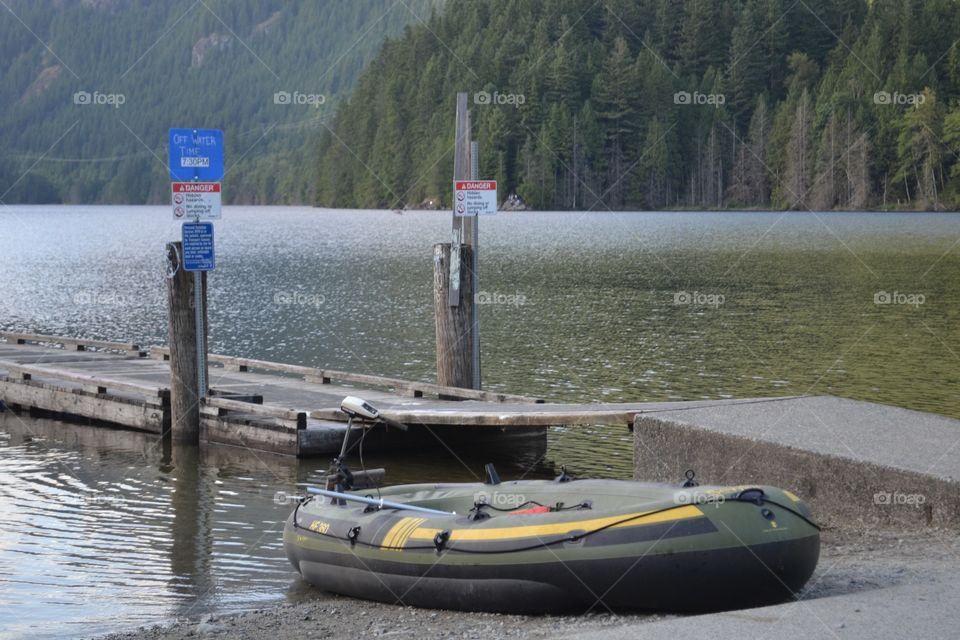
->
[167,445,213,612]
[0,412,555,638]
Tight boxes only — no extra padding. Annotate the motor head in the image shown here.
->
[340,396,380,421]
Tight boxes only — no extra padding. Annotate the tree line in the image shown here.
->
[314,0,960,211]
[0,0,441,204]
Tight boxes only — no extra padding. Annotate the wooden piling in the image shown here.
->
[435,91,477,390]
[434,242,474,390]
[165,241,208,443]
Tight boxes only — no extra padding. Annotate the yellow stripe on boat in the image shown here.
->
[782,490,801,502]
[383,516,426,549]
[409,505,704,542]
[382,517,412,548]
[396,517,426,547]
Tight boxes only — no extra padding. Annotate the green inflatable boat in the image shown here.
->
[284,476,819,613]
[283,397,819,613]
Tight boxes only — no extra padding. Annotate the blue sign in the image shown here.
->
[169,128,224,181]
[182,222,215,271]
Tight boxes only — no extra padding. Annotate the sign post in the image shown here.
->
[436,93,475,389]
[453,177,495,390]
[469,141,481,390]
[169,128,223,402]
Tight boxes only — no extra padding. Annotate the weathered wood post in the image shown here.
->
[165,241,208,443]
[434,92,476,389]
[433,242,474,389]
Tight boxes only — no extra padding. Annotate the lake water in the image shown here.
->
[1,206,958,637]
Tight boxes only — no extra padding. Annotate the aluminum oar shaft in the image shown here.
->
[306,487,454,516]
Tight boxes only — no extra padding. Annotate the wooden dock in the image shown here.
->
[0,332,800,457]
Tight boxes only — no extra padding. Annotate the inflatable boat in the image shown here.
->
[283,398,820,613]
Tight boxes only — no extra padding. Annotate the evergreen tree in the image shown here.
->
[729,95,770,206]
[632,116,675,209]
[727,0,767,127]
[895,88,946,210]
[592,36,638,207]
[783,88,813,209]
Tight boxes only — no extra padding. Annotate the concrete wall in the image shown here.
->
[634,396,960,531]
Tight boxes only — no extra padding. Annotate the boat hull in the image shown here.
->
[284,480,820,613]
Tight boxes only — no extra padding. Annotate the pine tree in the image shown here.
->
[729,95,770,206]
[811,110,840,210]
[783,88,813,209]
[592,36,638,207]
[762,0,790,101]
[727,0,767,127]
[678,0,724,76]
[895,88,946,210]
[632,115,674,209]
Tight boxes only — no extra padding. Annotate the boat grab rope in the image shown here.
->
[473,500,592,513]
[293,495,819,555]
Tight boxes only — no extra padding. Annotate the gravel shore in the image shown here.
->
[97,526,960,640]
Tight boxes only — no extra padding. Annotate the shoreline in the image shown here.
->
[4,203,955,214]
[96,526,960,640]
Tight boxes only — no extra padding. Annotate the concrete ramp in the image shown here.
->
[634,395,960,529]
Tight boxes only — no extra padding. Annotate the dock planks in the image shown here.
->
[0,332,798,458]
[0,333,558,456]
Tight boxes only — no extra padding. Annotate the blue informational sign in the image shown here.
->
[182,222,215,272]
[168,128,224,181]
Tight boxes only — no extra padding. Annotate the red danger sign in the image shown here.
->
[454,181,496,190]
[172,182,222,220]
[173,182,221,193]
[453,180,497,216]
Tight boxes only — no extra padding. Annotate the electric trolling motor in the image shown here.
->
[325,396,407,494]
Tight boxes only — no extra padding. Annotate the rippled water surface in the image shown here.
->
[1,206,959,637]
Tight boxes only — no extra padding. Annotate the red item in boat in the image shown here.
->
[508,505,551,515]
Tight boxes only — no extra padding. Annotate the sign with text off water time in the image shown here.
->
[172,182,221,220]
[168,128,224,182]
[454,181,497,216]
[182,222,215,272]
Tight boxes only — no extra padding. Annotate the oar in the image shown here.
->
[306,487,455,516]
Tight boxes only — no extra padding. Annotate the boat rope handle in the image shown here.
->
[472,499,592,513]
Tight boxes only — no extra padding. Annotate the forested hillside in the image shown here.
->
[315,0,960,211]
[0,0,441,204]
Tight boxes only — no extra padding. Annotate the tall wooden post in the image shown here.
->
[434,242,474,388]
[470,139,481,390]
[435,92,476,390]
[165,241,207,443]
